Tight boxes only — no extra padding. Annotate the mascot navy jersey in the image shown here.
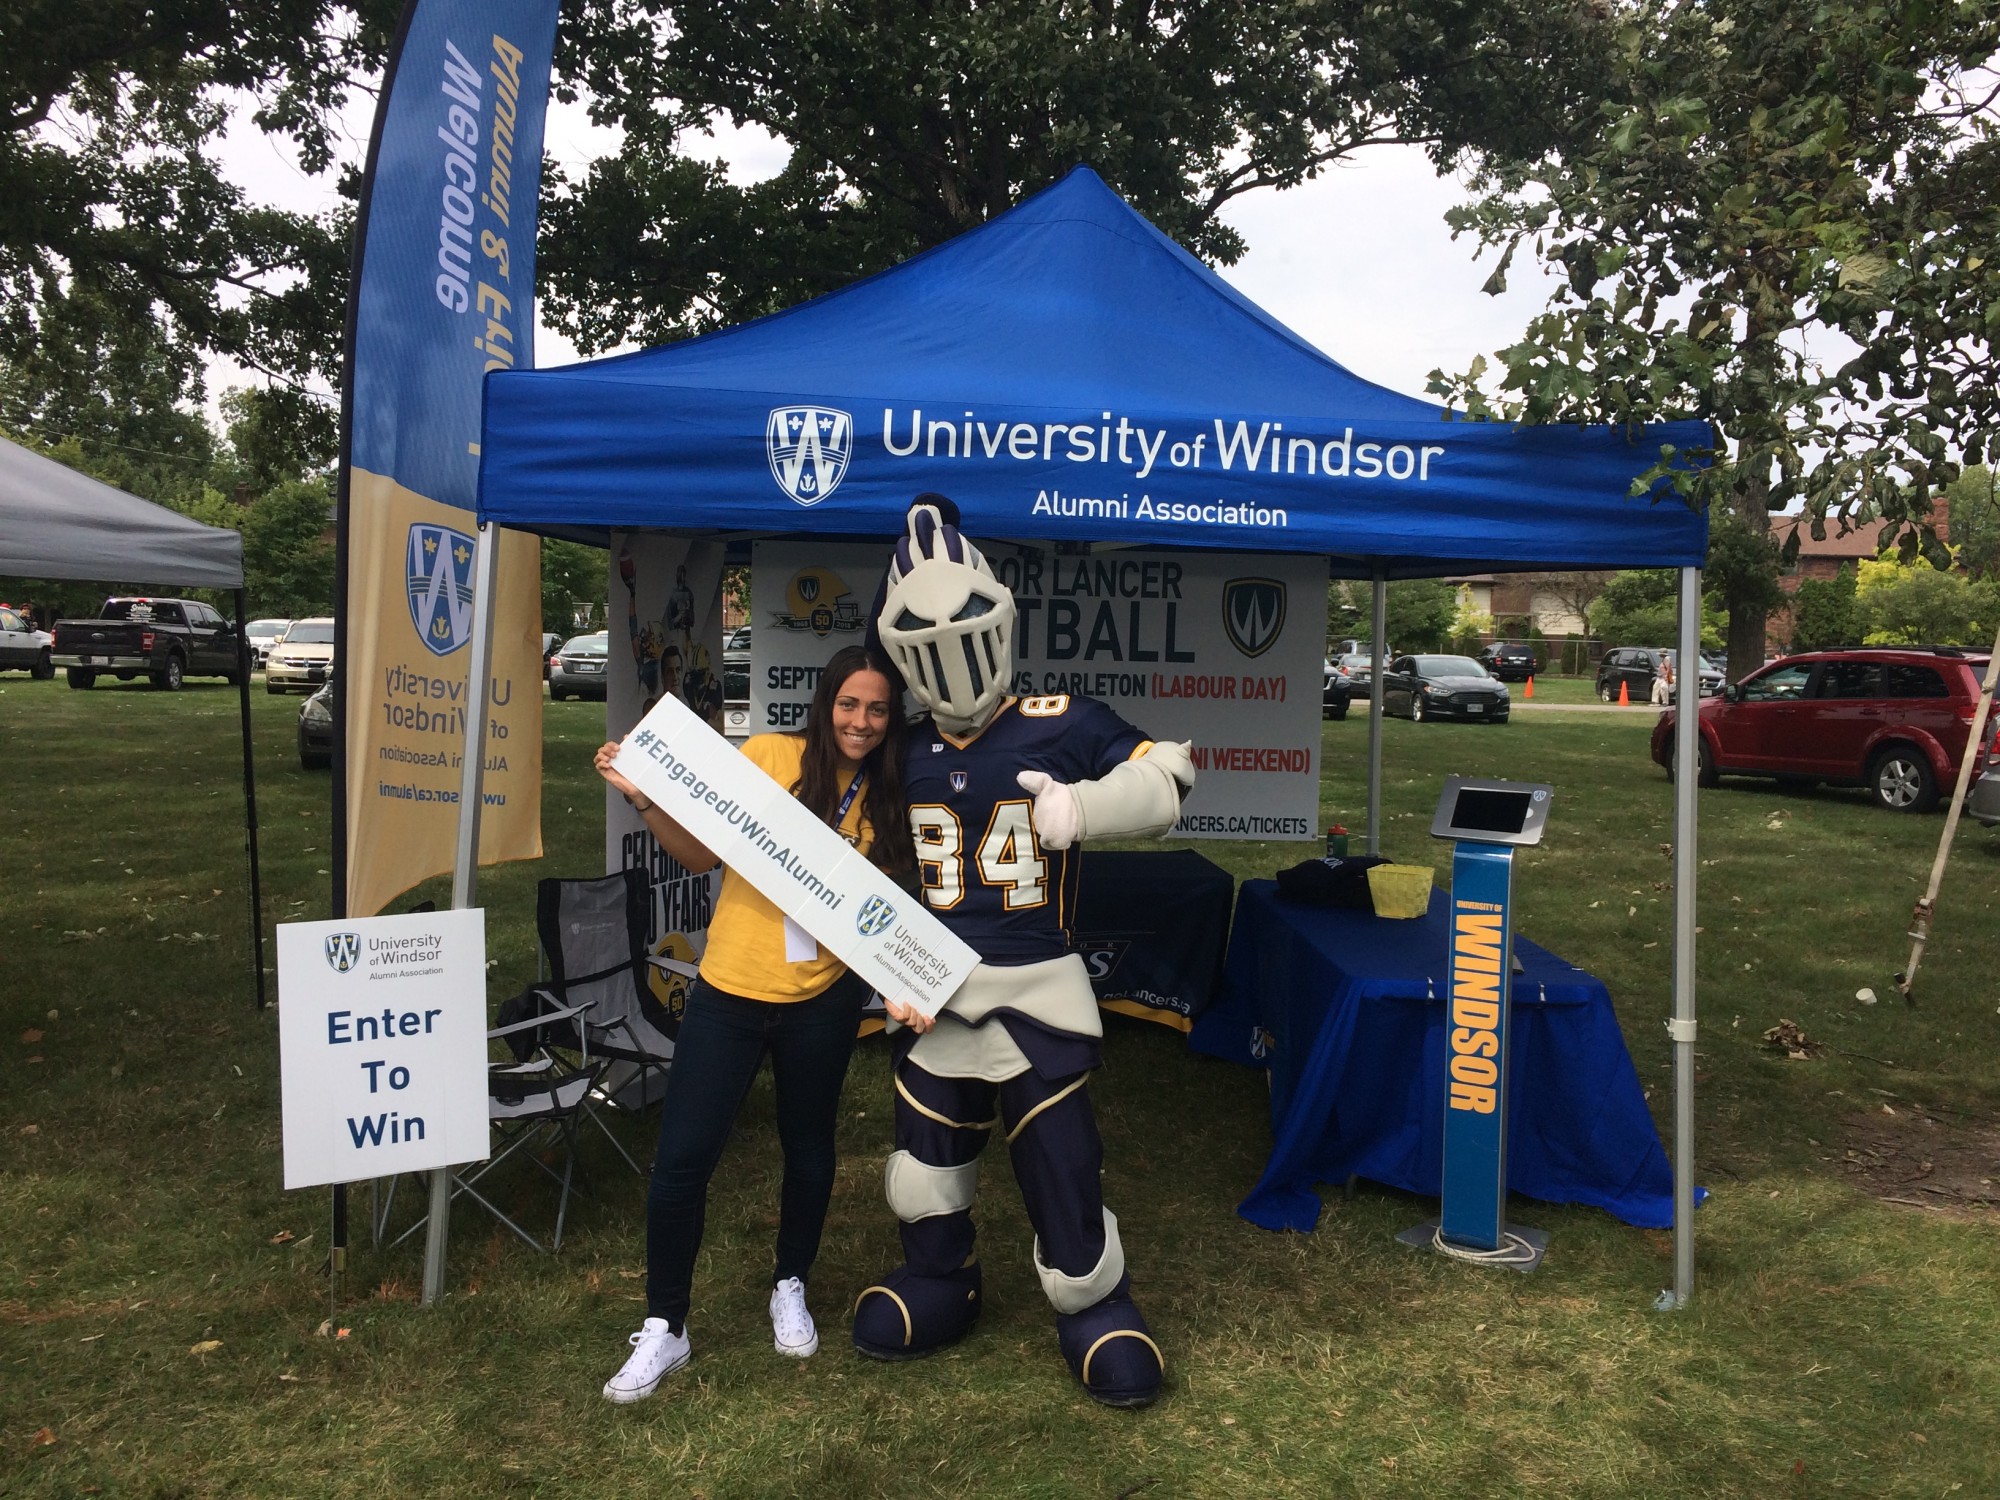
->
[904,694,1150,965]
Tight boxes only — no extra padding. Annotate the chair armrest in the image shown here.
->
[488,1001,587,1042]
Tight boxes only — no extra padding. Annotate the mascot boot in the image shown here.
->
[1036,1210,1164,1408]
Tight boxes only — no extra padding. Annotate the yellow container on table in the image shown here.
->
[1367,863,1434,919]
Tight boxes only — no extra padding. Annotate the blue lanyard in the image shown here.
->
[833,768,865,828]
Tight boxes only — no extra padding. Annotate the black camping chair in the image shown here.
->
[502,869,690,1173]
[380,1002,605,1254]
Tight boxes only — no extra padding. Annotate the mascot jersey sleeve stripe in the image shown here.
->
[699,732,874,1003]
[904,695,1148,965]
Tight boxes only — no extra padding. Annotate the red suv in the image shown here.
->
[1649,648,1993,812]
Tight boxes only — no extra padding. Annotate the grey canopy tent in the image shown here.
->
[0,434,268,1007]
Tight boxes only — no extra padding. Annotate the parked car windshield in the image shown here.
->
[563,633,608,656]
[284,621,336,645]
[1414,656,1488,677]
[247,619,289,640]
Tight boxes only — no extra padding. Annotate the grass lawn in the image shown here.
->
[5,677,1998,1497]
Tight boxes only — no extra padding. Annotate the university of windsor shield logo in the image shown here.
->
[1222,578,1286,659]
[325,932,361,973]
[406,524,477,657]
[767,406,853,506]
[855,895,896,937]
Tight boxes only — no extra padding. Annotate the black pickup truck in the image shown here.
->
[51,597,244,691]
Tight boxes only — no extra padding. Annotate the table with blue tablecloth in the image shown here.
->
[1188,879,1685,1232]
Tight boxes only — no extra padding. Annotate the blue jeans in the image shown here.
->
[645,971,867,1329]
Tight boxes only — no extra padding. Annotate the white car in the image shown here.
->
[0,604,54,679]
[245,618,292,669]
[266,617,336,694]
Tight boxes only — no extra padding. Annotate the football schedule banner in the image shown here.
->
[336,0,562,917]
[613,695,978,1017]
[277,909,489,1189]
[748,541,1325,840]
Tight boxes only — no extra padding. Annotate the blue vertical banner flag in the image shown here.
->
[336,0,562,918]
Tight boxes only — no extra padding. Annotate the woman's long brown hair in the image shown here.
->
[792,643,915,876]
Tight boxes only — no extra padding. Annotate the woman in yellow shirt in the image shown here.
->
[594,644,915,1402]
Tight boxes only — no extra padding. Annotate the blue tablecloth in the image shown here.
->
[1189,880,1685,1231]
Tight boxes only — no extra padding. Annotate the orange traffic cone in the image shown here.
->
[1617,679,1630,706]
[1524,676,1535,699]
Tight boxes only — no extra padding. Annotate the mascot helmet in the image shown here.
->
[879,502,1016,727]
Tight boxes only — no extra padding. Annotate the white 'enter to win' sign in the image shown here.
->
[277,908,489,1190]
[614,694,977,1017]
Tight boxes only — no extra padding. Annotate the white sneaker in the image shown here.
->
[770,1277,819,1358]
[602,1317,690,1403]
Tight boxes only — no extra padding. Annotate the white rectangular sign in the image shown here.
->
[613,695,978,1016]
[277,908,490,1190]
[750,541,1325,840]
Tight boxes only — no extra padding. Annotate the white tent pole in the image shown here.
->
[1367,572,1386,856]
[1662,564,1702,1310]
[421,521,502,1308]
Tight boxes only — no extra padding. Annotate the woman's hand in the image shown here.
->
[594,740,644,802]
[882,996,935,1034]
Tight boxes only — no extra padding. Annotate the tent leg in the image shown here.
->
[421,522,504,1308]
[233,589,268,1010]
[1659,565,1702,1311]
[1366,573,1386,856]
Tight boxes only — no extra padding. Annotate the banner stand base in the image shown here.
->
[1395,1217,1549,1274]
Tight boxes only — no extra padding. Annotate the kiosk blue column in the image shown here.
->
[1400,776,1554,1270]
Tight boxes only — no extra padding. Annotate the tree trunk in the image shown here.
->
[1725,470,1772,679]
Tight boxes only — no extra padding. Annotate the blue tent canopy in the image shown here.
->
[478,166,1709,578]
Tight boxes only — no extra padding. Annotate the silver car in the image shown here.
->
[1971,771,2000,828]
[549,631,609,701]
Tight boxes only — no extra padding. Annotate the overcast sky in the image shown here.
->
[212,101,1560,412]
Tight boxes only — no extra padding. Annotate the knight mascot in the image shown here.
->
[851,501,1195,1408]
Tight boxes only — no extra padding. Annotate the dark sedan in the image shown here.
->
[1478,641,1539,682]
[1382,654,1511,723]
[299,680,334,770]
[1321,662,1351,720]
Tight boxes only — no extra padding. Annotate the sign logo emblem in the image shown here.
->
[406,524,477,657]
[777,566,862,637]
[855,895,896,937]
[949,770,968,793]
[767,406,853,506]
[324,932,361,973]
[1221,578,1286,659]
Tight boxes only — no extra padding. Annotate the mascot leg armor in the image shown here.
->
[854,1050,1164,1407]
[853,1062,990,1360]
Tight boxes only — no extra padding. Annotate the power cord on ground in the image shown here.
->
[1430,1225,1541,1267]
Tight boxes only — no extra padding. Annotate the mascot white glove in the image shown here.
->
[1016,769,1083,850]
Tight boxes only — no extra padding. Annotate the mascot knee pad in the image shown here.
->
[884,1150,979,1222]
[852,1262,984,1362]
[1054,1274,1164,1409]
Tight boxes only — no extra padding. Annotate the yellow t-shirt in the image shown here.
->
[697,732,875,1003]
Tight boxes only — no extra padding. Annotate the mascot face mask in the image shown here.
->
[878,504,1017,731]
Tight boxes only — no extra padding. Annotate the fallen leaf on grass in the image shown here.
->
[1761,1020,1821,1059]
[279,1372,299,1383]
[19,1124,37,1135]
[31,1427,56,1447]
[270,1229,295,1245]
[20,1028,43,1043]
[189,1339,222,1355]
[25,1056,43,1065]
[315,1319,332,1338]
